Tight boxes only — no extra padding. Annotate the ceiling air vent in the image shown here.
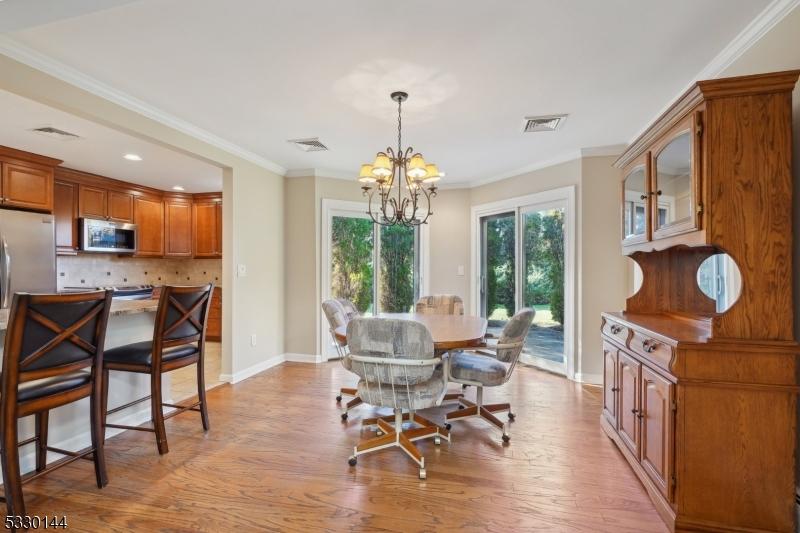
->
[523,114,567,133]
[30,126,82,141]
[288,137,329,152]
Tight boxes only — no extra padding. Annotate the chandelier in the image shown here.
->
[357,91,441,227]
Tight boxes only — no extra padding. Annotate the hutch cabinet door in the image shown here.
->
[78,184,108,219]
[651,111,703,240]
[1,162,54,212]
[640,365,675,501]
[165,198,193,258]
[134,195,164,256]
[617,351,641,458]
[53,179,79,254]
[602,341,619,428]
[108,190,134,223]
[621,155,651,247]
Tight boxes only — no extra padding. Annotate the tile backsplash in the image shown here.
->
[57,255,222,290]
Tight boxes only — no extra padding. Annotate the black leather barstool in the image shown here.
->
[102,284,214,454]
[0,290,113,517]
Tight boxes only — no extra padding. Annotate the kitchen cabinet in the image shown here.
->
[79,184,134,223]
[193,194,222,258]
[207,287,222,341]
[134,195,164,257]
[54,179,80,254]
[165,196,193,258]
[616,351,640,458]
[601,341,618,429]
[1,162,54,212]
[640,365,674,500]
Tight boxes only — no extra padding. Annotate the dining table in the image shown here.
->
[334,312,488,353]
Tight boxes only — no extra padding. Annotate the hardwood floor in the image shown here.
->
[18,361,666,532]
[170,341,223,401]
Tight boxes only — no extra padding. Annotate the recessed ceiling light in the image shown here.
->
[123,154,142,161]
[172,185,185,191]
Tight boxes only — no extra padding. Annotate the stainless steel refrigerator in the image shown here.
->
[0,209,56,309]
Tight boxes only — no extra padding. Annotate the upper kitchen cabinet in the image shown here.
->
[0,146,61,213]
[193,194,222,258]
[134,194,165,257]
[78,183,134,223]
[164,195,193,258]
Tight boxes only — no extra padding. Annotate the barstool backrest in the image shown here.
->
[154,284,214,358]
[2,290,113,389]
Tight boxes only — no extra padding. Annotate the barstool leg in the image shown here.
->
[151,373,169,455]
[196,357,210,431]
[35,410,49,472]
[89,386,109,488]
[1,416,25,516]
[101,368,110,433]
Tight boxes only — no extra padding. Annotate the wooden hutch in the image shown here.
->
[601,70,800,532]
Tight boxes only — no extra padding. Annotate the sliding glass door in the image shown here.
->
[476,188,573,375]
[323,200,422,357]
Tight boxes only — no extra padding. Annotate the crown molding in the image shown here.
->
[580,144,627,158]
[628,0,800,144]
[0,36,287,176]
[285,167,355,180]
[466,150,582,189]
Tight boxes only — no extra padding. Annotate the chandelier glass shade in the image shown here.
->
[357,91,440,226]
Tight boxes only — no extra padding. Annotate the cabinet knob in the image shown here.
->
[639,194,647,201]
[610,325,622,334]
[637,412,645,420]
[631,408,638,415]
[611,387,619,392]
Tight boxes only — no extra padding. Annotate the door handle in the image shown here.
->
[1,236,10,309]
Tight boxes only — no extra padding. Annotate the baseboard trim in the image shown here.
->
[284,353,324,364]
[219,354,285,384]
[574,372,602,385]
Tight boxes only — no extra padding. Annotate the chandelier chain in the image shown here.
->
[397,98,402,153]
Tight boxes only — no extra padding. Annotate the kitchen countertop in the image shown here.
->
[0,298,159,332]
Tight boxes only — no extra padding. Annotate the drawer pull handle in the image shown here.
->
[642,339,657,353]
[609,325,622,334]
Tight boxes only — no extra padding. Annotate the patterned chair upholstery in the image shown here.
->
[444,308,535,443]
[321,298,363,418]
[415,294,464,316]
[344,318,450,478]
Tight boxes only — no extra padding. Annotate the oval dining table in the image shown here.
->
[334,312,488,353]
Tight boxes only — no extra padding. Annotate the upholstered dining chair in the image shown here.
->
[345,317,450,479]
[322,298,363,420]
[0,290,113,517]
[443,308,535,443]
[415,294,464,315]
[103,284,214,454]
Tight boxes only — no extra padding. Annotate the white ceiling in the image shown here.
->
[1,0,772,186]
[0,89,221,192]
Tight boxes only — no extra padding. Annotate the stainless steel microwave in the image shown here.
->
[80,218,137,253]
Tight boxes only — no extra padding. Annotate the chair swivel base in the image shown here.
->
[444,396,514,443]
[337,389,464,420]
[348,410,449,479]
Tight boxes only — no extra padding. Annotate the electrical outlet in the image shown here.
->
[457,265,465,276]
[237,264,247,277]
[250,334,257,347]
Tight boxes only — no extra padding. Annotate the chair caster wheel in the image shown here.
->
[341,412,348,421]
[444,423,451,430]
[434,436,441,445]
[457,405,464,410]
[419,468,426,480]
[508,413,516,421]
[348,456,357,466]
[502,434,510,443]
[336,395,342,402]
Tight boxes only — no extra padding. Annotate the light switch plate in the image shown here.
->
[457,265,465,276]
[237,264,247,277]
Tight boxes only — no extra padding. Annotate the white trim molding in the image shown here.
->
[284,353,325,364]
[219,354,285,384]
[574,373,603,386]
[0,36,287,176]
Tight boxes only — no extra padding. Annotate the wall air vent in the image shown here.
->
[288,137,329,152]
[523,114,567,133]
[30,126,82,141]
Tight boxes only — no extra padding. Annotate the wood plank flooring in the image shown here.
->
[18,362,667,532]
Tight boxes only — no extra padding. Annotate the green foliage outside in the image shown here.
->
[330,217,416,314]
[331,217,374,313]
[486,209,565,326]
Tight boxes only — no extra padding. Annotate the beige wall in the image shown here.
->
[427,188,472,311]
[470,159,582,206]
[284,177,317,355]
[0,53,285,379]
